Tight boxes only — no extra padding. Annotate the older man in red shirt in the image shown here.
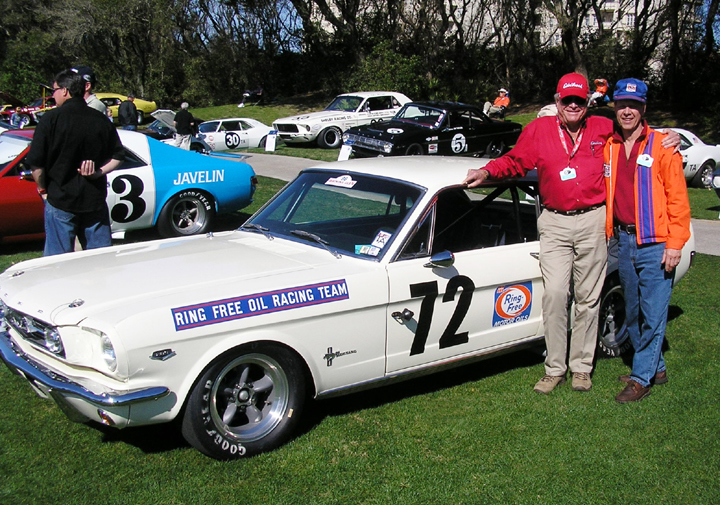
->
[465,73,608,393]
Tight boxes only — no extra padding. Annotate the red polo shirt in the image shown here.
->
[484,115,612,212]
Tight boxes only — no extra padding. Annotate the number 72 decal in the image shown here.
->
[408,275,475,356]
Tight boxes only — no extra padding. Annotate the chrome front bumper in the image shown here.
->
[0,329,170,423]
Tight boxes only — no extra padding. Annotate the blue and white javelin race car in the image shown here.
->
[0,129,256,240]
[0,157,695,459]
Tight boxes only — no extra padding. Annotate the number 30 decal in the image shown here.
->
[409,275,475,356]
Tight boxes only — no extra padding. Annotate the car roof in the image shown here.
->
[299,156,534,193]
[337,91,408,99]
[405,101,481,111]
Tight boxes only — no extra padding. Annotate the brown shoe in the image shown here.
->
[618,370,668,385]
[615,380,652,403]
[572,372,592,392]
[534,375,566,394]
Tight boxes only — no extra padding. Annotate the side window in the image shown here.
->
[400,186,539,257]
[239,120,253,130]
[223,120,242,131]
[117,147,147,170]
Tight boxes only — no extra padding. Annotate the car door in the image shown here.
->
[439,109,472,155]
[352,96,400,129]
[0,149,45,239]
[105,145,156,235]
[385,183,543,374]
[220,120,246,150]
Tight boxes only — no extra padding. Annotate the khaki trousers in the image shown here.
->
[537,206,607,376]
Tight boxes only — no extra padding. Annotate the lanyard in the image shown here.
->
[556,117,583,161]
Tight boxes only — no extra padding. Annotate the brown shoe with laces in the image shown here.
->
[615,379,651,403]
[572,372,592,391]
[533,375,566,394]
[618,370,668,385]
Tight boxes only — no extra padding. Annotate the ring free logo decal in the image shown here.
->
[492,281,533,327]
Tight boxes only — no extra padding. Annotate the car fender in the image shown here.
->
[146,139,255,222]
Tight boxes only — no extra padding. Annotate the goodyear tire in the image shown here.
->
[317,127,342,149]
[405,143,424,155]
[157,190,215,237]
[181,344,307,460]
[597,275,632,358]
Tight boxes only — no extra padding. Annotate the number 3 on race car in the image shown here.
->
[225,132,241,149]
[409,275,475,356]
[110,174,147,223]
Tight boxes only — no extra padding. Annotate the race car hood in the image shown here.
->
[347,120,433,141]
[0,231,351,327]
[150,109,177,132]
[274,109,357,124]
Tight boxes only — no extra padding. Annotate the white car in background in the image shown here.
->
[670,127,720,188]
[197,118,273,151]
[273,91,411,149]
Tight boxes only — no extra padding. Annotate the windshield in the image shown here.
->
[198,122,219,133]
[394,104,446,129]
[246,170,423,259]
[325,96,363,113]
[147,120,172,136]
[0,134,31,171]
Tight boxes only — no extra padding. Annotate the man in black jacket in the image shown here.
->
[118,94,138,130]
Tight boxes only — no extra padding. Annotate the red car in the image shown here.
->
[0,130,44,243]
[7,95,57,127]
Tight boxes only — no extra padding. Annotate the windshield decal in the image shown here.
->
[172,279,349,331]
[371,230,392,248]
[325,175,357,188]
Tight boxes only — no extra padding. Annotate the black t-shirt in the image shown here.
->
[26,97,125,213]
[174,109,194,135]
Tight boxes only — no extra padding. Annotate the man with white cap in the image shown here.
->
[483,88,510,117]
[603,78,690,403]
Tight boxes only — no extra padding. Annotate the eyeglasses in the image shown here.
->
[52,87,65,93]
[560,96,587,107]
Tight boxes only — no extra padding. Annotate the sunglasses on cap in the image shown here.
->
[560,96,587,107]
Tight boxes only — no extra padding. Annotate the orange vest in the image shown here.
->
[603,128,691,250]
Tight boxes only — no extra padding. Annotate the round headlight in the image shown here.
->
[44,328,64,355]
[101,334,117,372]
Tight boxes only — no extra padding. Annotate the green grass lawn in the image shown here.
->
[1,254,718,505]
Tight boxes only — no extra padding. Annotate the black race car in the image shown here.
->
[341,101,522,158]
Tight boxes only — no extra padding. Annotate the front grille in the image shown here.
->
[345,133,390,153]
[4,307,64,358]
[275,123,299,133]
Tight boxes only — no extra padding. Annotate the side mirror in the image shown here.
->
[424,250,454,268]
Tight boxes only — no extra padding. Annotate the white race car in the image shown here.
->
[273,91,411,149]
[0,157,695,460]
[197,117,273,151]
[670,127,720,188]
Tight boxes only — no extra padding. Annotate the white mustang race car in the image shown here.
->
[670,127,720,188]
[0,157,695,460]
[272,91,411,149]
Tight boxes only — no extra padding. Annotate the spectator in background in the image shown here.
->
[173,102,194,150]
[118,94,139,130]
[483,88,510,118]
[27,69,124,256]
[72,65,107,116]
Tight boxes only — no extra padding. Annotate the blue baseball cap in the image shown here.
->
[613,78,647,103]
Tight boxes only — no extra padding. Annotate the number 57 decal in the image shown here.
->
[408,275,475,356]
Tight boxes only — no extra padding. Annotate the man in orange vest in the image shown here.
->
[483,88,510,117]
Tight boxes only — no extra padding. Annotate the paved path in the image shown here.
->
[243,153,720,256]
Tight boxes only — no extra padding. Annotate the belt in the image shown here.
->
[614,223,637,234]
[544,203,604,216]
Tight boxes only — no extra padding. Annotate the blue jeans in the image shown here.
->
[617,230,673,387]
[44,201,112,256]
